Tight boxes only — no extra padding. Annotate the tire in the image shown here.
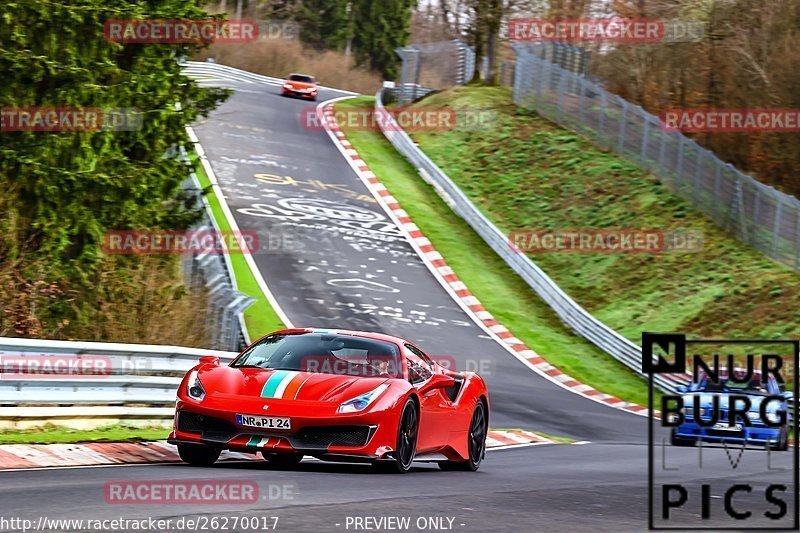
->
[770,429,789,451]
[670,429,696,447]
[439,400,487,472]
[374,398,418,474]
[177,443,221,466]
[262,452,304,467]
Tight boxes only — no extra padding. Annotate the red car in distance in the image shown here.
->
[281,73,318,101]
[169,328,489,473]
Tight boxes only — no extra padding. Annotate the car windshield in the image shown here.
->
[231,333,401,378]
[696,376,771,395]
[288,74,314,83]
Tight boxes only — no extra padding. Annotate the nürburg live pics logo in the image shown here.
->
[644,332,799,530]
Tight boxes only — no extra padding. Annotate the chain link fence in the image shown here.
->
[512,43,800,270]
[395,40,475,106]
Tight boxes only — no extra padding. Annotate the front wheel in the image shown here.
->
[439,400,487,472]
[177,443,221,466]
[374,399,418,474]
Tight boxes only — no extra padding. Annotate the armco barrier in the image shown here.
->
[180,61,358,95]
[374,89,680,394]
[0,337,237,426]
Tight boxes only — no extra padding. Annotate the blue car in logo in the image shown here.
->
[671,371,793,450]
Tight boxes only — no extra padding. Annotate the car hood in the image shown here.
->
[682,393,781,413]
[285,80,315,89]
[196,365,388,403]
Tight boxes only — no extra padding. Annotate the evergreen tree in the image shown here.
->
[0,0,228,280]
[295,0,350,50]
[350,0,415,79]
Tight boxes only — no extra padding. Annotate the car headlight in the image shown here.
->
[283,83,293,89]
[186,370,205,401]
[337,384,389,413]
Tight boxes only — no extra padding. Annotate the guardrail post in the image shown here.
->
[675,137,685,190]
[714,163,723,220]
[694,149,703,201]
[640,117,650,165]
[795,212,800,269]
[617,102,628,154]
[772,199,783,257]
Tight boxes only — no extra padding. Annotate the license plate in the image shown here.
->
[236,414,291,430]
[712,422,741,431]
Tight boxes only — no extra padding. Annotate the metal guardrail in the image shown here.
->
[181,61,358,95]
[181,61,285,87]
[180,140,255,352]
[374,89,681,394]
[0,337,237,422]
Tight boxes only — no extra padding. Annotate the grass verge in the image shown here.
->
[190,150,285,339]
[0,424,170,445]
[335,97,653,406]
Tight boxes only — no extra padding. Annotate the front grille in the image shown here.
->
[177,411,237,440]
[707,429,745,439]
[289,426,373,449]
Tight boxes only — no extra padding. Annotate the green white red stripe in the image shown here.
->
[246,436,273,448]
[260,370,308,399]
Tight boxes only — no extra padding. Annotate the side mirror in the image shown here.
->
[418,373,456,395]
[675,385,688,393]
[199,355,220,366]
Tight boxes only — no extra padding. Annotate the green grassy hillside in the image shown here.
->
[410,87,799,343]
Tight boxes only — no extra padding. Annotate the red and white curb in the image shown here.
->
[0,430,554,471]
[318,100,654,419]
[485,430,555,448]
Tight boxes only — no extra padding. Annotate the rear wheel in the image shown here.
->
[439,400,487,472]
[770,429,789,451]
[177,444,221,466]
[262,452,304,467]
[374,399,418,474]
[670,429,696,447]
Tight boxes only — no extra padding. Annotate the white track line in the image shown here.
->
[187,126,293,330]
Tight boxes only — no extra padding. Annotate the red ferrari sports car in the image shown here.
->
[169,328,489,473]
